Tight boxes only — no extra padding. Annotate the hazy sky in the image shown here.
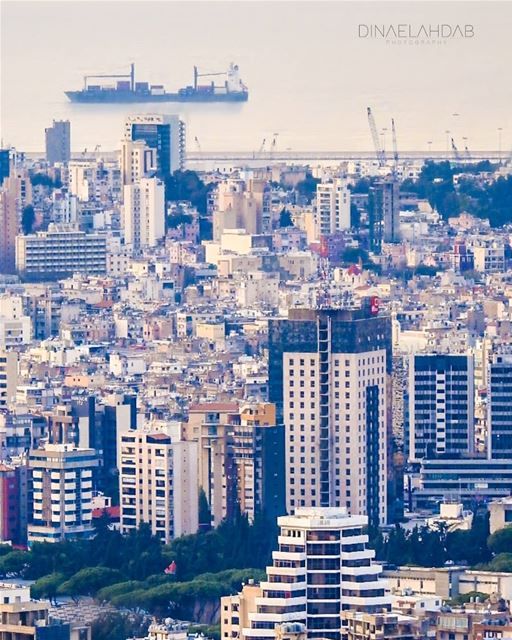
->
[1,1,511,152]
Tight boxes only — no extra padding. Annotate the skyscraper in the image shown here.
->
[315,179,351,237]
[408,354,474,462]
[268,300,391,526]
[45,120,71,165]
[368,177,400,251]
[123,114,185,178]
[221,507,391,640]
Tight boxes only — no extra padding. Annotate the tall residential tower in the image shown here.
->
[268,300,391,526]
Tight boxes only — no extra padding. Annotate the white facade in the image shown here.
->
[28,444,99,543]
[236,272,279,308]
[119,429,198,542]
[315,180,351,237]
[473,242,505,273]
[241,508,390,640]
[120,139,157,186]
[123,177,165,249]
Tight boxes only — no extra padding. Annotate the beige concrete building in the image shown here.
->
[119,429,198,542]
[120,139,156,186]
[489,497,512,534]
[186,402,283,525]
[221,582,262,640]
[213,178,270,241]
[269,307,391,526]
[0,169,32,274]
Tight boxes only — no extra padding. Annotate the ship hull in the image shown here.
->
[65,90,248,103]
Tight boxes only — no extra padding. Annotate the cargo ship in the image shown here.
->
[65,63,248,103]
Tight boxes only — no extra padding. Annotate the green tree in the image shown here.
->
[31,573,65,604]
[296,174,320,203]
[164,170,213,215]
[21,205,35,234]
[0,550,29,577]
[58,567,123,600]
[90,612,149,640]
[488,525,512,555]
[279,208,293,228]
[198,488,212,533]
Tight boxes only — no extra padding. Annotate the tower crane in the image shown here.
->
[451,137,461,161]
[391,118,399,166]
[269,133,279,157]
[367,107,386,167]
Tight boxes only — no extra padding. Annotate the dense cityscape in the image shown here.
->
[1,46,512,640]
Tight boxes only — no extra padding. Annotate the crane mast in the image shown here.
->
[391,118,399,165]
[367,107,386,167]
[451,137,461,161]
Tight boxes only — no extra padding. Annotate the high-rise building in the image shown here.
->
[408,354,474,463]
[16,224,107,281]
[221,508,391,640]
[0,168,32,274]
[0,351,17,408]
[120,139,157,186]
[45,120,71,165]
[124,114,185,177]
[368,177,400,251]
[315,180,351,237]
[186,401,285,526]
[268,301,391,526]
[119,428,198,542]
[488,349,512,459]
[28,444,99,543]
[122,177,166,249]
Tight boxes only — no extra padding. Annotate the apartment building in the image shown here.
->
[28,444,98,543]
[16,224,107,281]
[268,302,391,526]
[408,354,475,462]
[221,508,391,640]
[119,429,198,542]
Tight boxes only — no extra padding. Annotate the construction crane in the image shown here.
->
[391,118,399,166]
[462,138,471,160]
[451,137,461,161]
[270,133,279,156]
[194,136,202,153]
[367,107,386,167]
